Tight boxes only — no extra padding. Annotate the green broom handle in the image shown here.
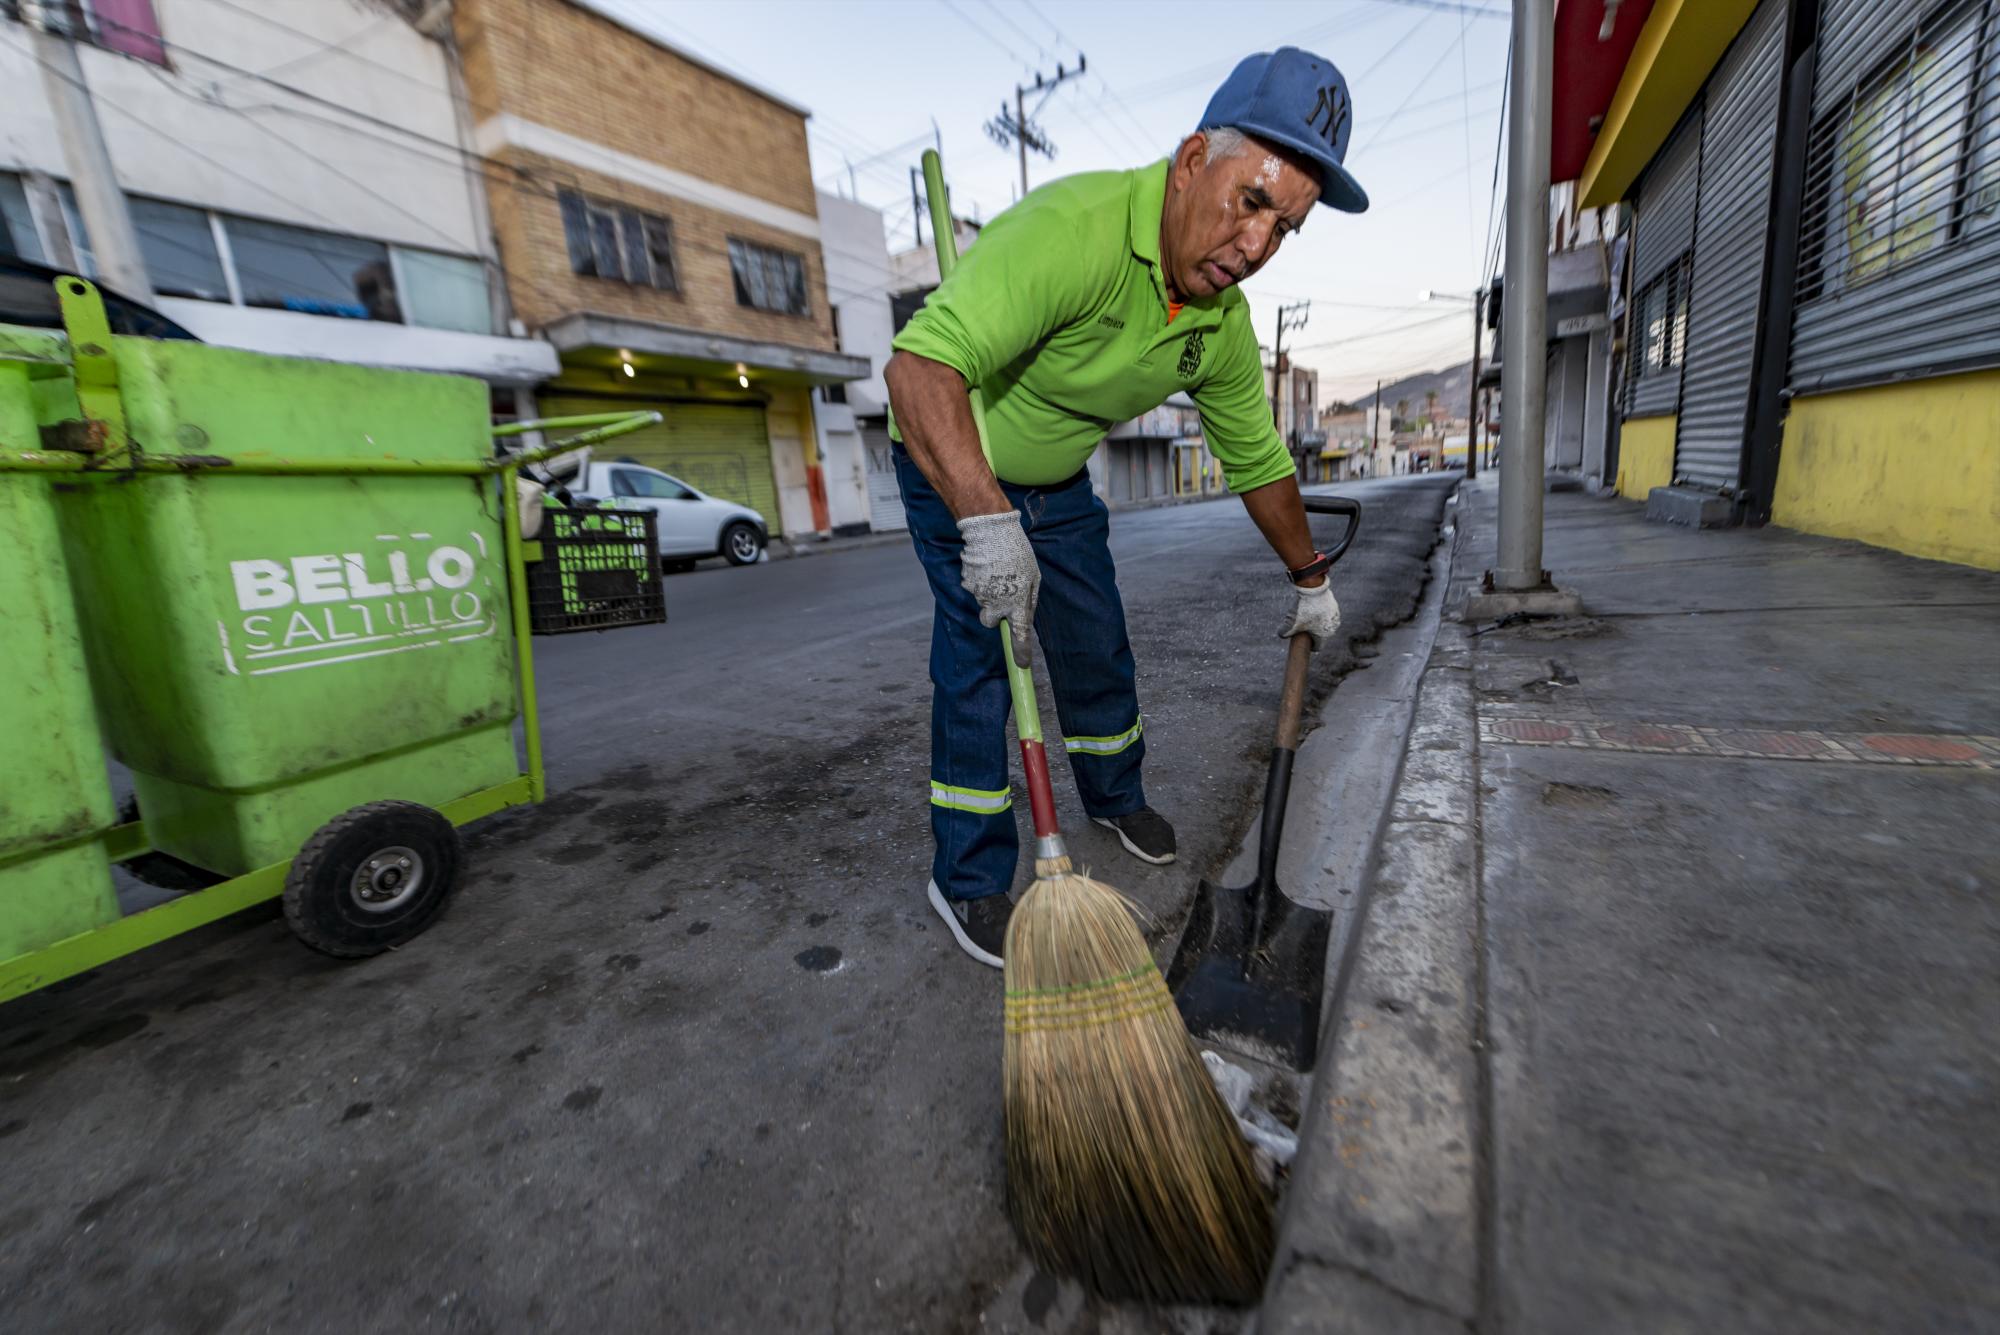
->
[922,150,1039,740]
[922,150,1060,843]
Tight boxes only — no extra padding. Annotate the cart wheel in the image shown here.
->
[283,801,462,959]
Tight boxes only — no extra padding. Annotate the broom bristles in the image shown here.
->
[1004,865,1274,1304]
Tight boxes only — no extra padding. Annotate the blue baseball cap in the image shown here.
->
[1200,47,1369,213]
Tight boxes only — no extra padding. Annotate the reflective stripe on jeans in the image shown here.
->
[1062,717,1144,757]
[930,782,1013,814]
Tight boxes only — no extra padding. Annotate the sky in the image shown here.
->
[591,0,1512,404]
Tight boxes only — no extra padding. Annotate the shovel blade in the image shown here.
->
[1167,878,1333,1073]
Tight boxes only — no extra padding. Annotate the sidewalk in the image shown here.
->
[1268,476,2000,1332]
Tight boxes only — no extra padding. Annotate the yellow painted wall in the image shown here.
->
[1773,371,2000,570]
[1617,415,1678,501]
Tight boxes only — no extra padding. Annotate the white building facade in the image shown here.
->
[0,0,555,386]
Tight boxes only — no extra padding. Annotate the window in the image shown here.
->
[1630,253,1692,382]
[610,468,691,500]
[557,189,677,290]
[398,249,491,335]
[728,238,809,316]
[0,173,44,263]
[224,215,399,321]
[130,197,227,301]
[1801,0,1998,295]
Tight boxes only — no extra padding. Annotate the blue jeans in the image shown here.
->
[895,445,1147,902]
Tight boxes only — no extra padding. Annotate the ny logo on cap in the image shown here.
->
[1304,83,1350,149]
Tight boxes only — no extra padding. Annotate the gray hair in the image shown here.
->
[1186,126,1253,161]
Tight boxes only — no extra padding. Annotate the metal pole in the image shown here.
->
[1270,308,1285,429]
[1016,85,1030,199]
[1465,291,1483,481]
[1371,378,1382,476]
[1495,0,1552,591]
[910,166,924,248]
[31,22,153,302]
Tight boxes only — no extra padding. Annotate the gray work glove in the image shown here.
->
[1282,580,1342,650]
[957,510,1040,665]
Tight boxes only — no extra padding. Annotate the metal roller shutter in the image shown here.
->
[541,395,783,536]
[861,424,907,533]
[1791,0,2000,391]
[1674,0,1787,491]
[1625,106,1705,418]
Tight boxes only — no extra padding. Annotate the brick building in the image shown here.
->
[452,0,865,538]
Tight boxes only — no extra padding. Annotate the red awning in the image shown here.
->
[1550,0,1655,182]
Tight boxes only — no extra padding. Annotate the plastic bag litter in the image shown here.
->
[1202,1050,1300,1166]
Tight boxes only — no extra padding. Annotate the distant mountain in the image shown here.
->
[1354,360,1476,417]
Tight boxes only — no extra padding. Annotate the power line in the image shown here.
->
[937,0,1036,70]
[974,0,1056,60]
[1351,14,1475,157]
[1286,309,1463,354]
[82,8,924,285]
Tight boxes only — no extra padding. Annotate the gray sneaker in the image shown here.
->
[1092,807,1177,865]
[928,880,1011,968]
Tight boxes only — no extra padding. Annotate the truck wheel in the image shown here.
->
[721,522,764,566]
[283,801,461,958]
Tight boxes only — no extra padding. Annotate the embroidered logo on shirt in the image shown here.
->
[1177,330,1206,379]
[1097,314,1126,330]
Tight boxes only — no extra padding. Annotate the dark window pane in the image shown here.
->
[728,237,808,315]
[130,197,227,301]
[589,206,622,281]
[559,190,595,277]
[785,252,807,315]
[728,236,804,315]
[224,215,399,321]
[0,174,42,264]
[618,208,650,286]
[621,470,690,499]
[642,214,676,290]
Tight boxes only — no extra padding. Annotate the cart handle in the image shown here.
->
[492,411,663,470]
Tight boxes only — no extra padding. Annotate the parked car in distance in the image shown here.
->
[564,457,768,566]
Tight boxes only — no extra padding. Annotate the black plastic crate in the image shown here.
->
[526,505,666,634]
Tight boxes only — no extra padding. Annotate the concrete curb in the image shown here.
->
[771,530,909,562]
[1261,513,1485,1332]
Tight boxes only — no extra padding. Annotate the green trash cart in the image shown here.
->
[0,278,657,1001]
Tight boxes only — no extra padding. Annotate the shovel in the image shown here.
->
[1167,495,1361,1072]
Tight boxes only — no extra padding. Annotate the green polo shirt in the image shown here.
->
[891,160,1294,494]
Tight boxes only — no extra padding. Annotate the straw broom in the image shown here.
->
[911,150,1273,1303]
[1003,844,1275,1303]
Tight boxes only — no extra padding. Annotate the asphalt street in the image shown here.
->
[0,473,1454,1333]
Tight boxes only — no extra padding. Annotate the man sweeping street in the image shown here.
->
[885,47,1369,967]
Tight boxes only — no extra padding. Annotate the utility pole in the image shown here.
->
[910,165,924,249]
[1270,300,1310,431]
[1465,288,1485,481]
[30,7,153,301]
[1495,0,1550,592]
[1371,377,1383,474]
[1471,0,1579,618]
[985,56,1086,199]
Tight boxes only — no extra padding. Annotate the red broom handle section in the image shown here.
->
[1017,738,1060,839]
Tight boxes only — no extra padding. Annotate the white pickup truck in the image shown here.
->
[543,452,769,567]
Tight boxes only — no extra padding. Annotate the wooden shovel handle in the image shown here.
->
[1275,633,1312,751]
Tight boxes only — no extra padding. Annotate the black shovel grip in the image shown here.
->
[1302,495,1362,565]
